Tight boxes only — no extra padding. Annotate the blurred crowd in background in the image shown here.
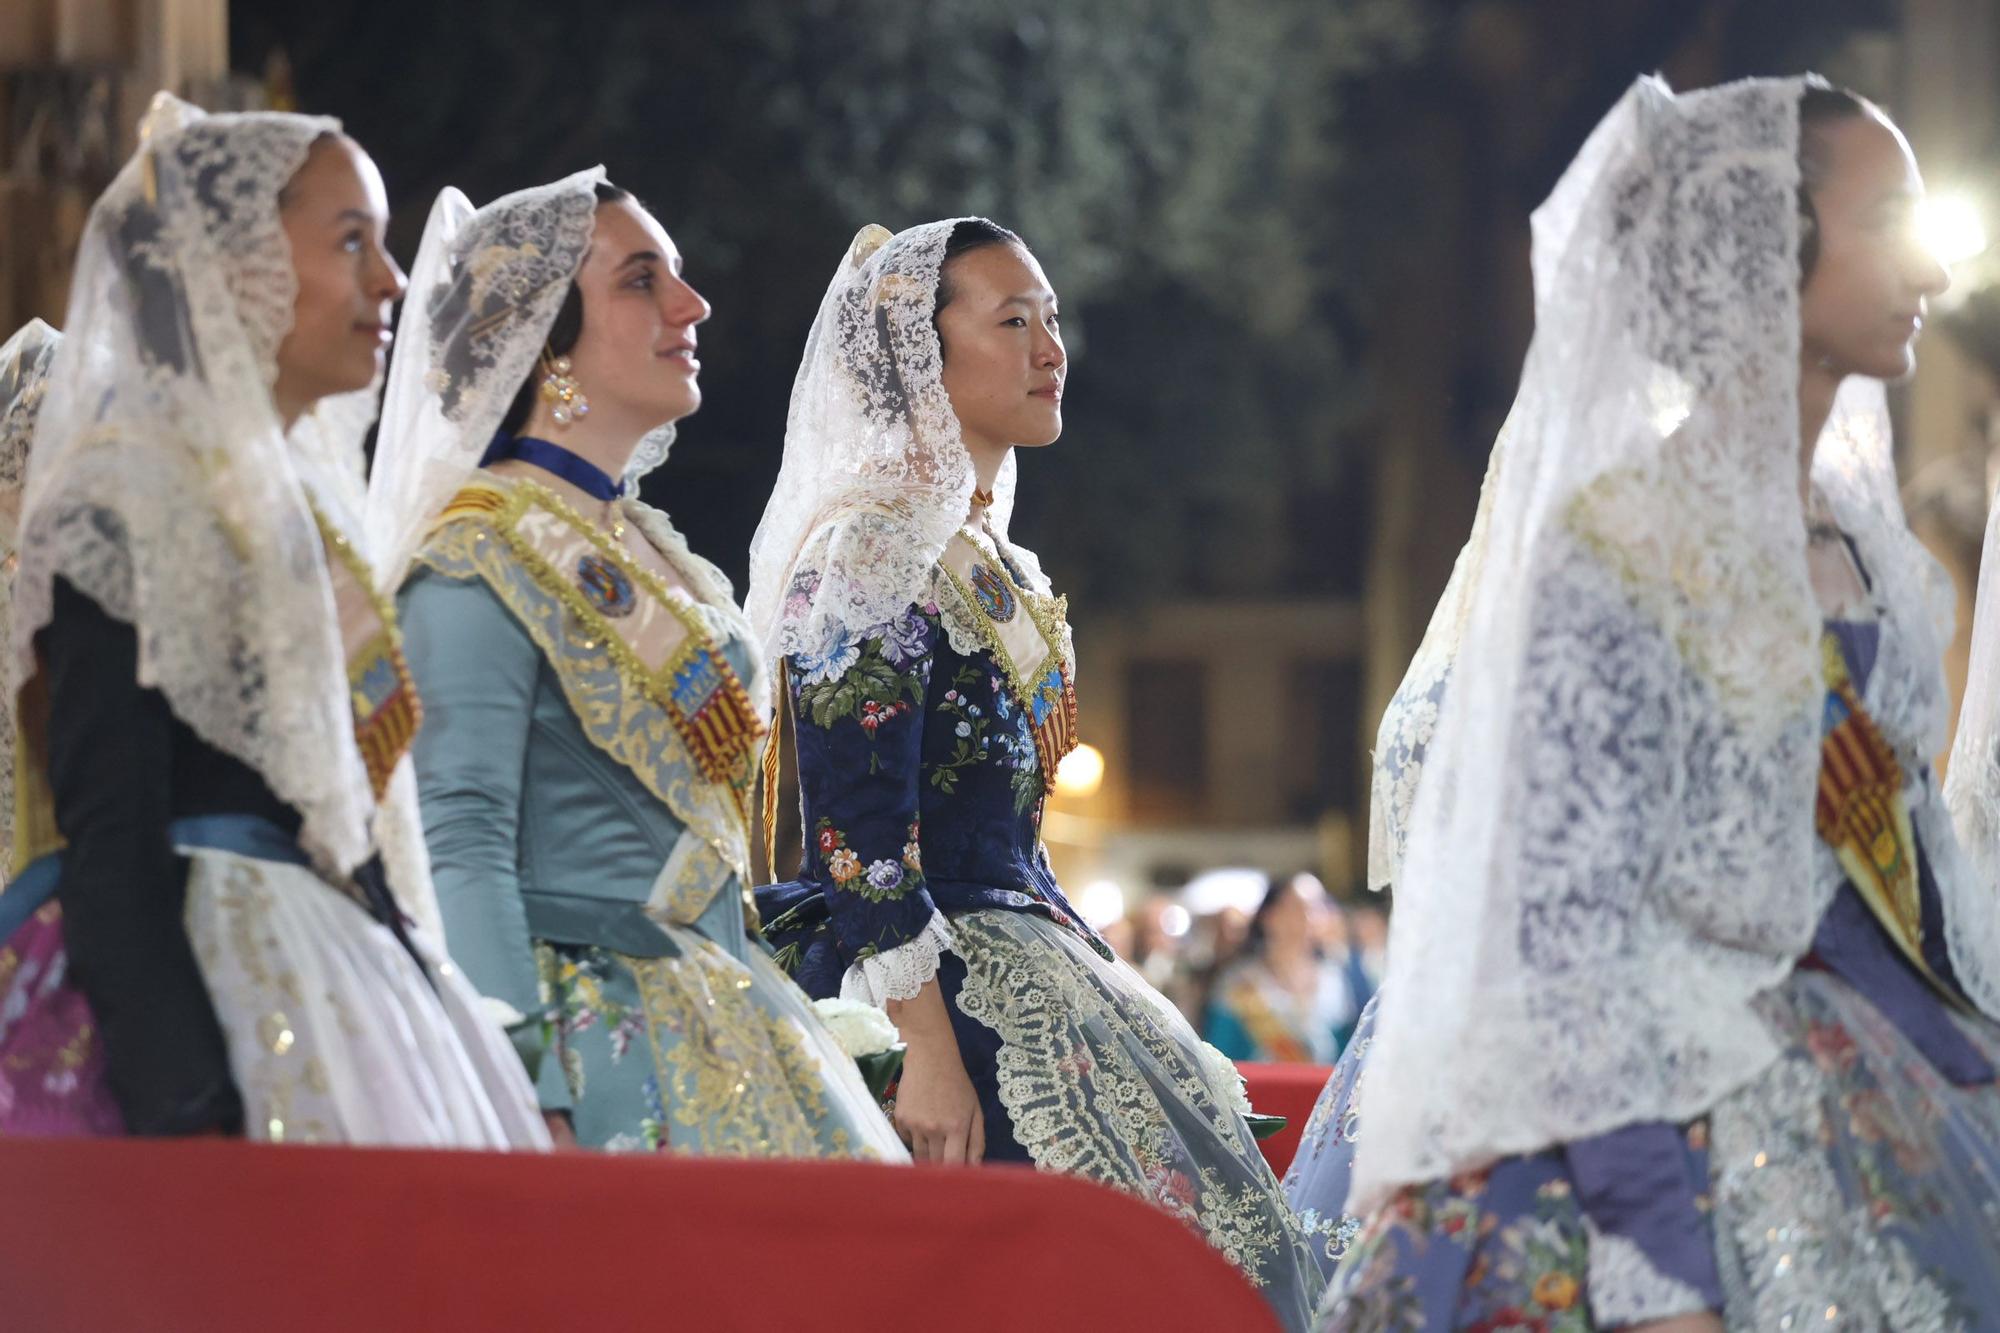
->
[1102,878,1386,1066]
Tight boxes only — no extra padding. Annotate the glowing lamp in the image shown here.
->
[1054,742,1106,798]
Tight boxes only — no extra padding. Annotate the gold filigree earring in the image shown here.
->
[539,346,589,427]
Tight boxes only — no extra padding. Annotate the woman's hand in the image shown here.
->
[1626,1315,1723,1333]
[886,979,985,1165]
[543,1110,581,1150]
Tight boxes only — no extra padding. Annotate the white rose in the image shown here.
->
[812,996,900,1058]
[478,995,529,1031]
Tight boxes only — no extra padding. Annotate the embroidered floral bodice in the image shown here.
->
[759,530,1107,1002]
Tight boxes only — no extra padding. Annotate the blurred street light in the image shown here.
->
[1076,879,1127,928]
[1055,742,1106,798]
[1919,190,1990,268]
[1181,867,1268,916]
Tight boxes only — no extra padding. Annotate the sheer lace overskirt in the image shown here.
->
[11,96,390,884]
[366,171,607,591]
[745,220,1044,695]
[1352,75,2000,1210]
[1365,432,1506,895]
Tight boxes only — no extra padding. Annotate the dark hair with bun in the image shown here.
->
[1798,81,1871,280]
[492,180,634,437]
[426,179,636,430]
[833,218,1029,411]
[932,218,1024,337]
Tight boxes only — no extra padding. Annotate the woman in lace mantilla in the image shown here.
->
[1289,77,2000,1333]
[373,171,905,1161]
[0,97,546,1147]
[749,218,1323,1330]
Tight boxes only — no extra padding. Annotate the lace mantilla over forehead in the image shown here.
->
[1349,75,2000,1212]
[368,169,612,590]
[11,94,395,887]
[745,219,1046,687]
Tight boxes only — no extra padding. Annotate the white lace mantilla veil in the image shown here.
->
[743,219,1047,685]
[1945,465,2000,884]
[0,319,63,884]
[744,219,1061,1003]
[9,93,446,936]
[366,169,722,615]
[1350,74,2000,1213]
[1366,432,1505,896]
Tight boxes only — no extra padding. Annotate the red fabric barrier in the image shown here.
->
[1240,1061,1334,1175]
[0,1137,1280,1332]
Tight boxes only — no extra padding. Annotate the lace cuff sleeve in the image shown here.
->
[838,909,957,1005]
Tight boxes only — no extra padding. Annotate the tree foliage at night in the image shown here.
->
[231,0,1885,604]
[233,0,1425,600]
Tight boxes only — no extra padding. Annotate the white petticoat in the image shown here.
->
[183,846,549,1148]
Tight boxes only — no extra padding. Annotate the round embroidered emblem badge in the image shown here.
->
[577,552,637,618]
[967,562,1018,622]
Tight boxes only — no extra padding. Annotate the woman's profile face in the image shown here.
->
[273,135,405,421]
[935,242,1066,453]
[562,200,711,434]
[1800,109,1951,382]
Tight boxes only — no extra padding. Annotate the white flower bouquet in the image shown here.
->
[813,997,905,1102]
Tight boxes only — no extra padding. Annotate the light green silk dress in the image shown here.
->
[400,475,904,1160]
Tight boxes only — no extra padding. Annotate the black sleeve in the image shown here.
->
[39,577,243,1135]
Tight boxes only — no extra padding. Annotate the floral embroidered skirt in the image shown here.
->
[1289,972,2000,1331]
[948,908,1325,1332]
[536,914,906,1162]
[0,901,121,1134]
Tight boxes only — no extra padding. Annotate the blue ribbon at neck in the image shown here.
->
[480,434,624,502]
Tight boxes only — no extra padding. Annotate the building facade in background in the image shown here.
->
[0,0,247,335]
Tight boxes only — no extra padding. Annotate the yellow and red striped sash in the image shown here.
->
[1221,975,1315,1063]
[1815,630,1958,1004]
[434,480,765,829]
[316,510,421,801]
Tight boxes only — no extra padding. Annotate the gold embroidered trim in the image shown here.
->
[938,529,1068,699]
[431,479,763,826]
[629,943,828,1159]
[936,529,1079,783]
